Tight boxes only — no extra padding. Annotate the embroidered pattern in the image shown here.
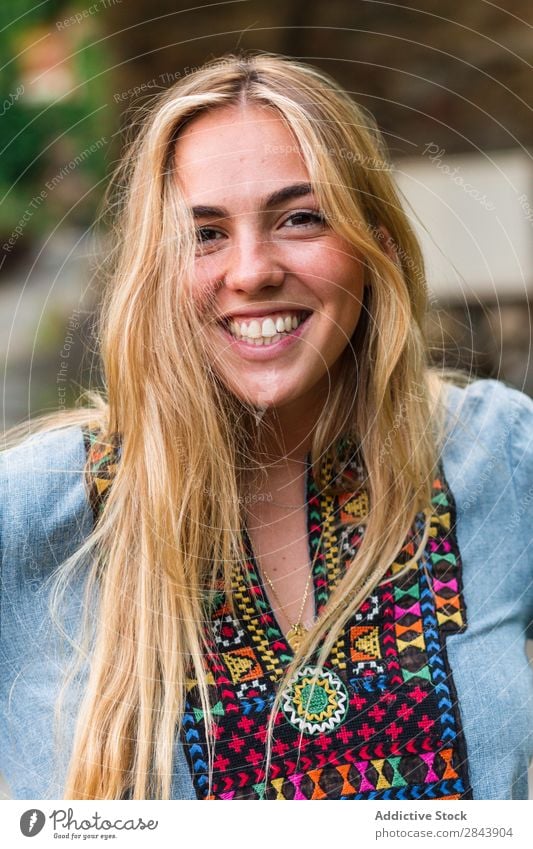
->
[281,666,349,735]
[82,427,472,800]
[83,424,121,523]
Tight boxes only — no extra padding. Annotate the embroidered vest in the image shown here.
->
[83,426,472,800]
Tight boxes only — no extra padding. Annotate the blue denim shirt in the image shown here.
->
[1,379,532,799]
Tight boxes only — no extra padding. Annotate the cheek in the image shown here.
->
[325,281,365,349]
[338,261,365,312]
[321,265,365,320]
[315,243,364,290]
[189,265,220,316]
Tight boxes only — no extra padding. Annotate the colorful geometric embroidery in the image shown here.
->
[349,625,381,663]
[222,647,264,685]
[82,427,472,801]
[281,666,349,735]
[82,423,122,523]
[212,613,245,649]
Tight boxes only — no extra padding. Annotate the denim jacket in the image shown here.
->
[1,379,532,799]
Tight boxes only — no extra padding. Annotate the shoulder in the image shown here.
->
[440,377,533,483]
[442,376,533,430]
[439,377,532,556]
[0,424,94,581]
[1,423,89,512]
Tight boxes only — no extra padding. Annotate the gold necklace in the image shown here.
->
[255,519,329,652]
[260,567,313,651]
[245,454,341,650]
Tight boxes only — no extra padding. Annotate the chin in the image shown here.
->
[245,391,291,411]
[216,370,299,409]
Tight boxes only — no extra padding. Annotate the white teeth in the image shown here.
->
[225,311,310,343]
[261,317,277,337]
[247,319,262,339]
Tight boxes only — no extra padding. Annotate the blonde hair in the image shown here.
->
[3,51,454,799]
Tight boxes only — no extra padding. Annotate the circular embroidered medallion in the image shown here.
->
[281,665,349,735]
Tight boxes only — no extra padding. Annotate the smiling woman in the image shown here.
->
[175,104,366,435]
[1,52,532,802]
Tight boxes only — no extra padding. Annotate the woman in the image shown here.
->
[1,52,532,801]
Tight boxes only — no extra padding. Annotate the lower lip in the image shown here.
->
[217,314,313,359]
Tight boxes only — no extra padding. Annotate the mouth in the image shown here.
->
[218,309,313,347]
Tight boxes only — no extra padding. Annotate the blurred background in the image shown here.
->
[1,0,532,430]
[0,0,531,797]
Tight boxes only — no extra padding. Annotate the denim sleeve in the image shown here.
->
[0,425,94,799]
[0,426,92,590]
[442,379,533,639]
[439,378,533,798]
[508,389,533,640]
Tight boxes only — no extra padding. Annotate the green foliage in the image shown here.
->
[0,1,114,242]
[0,1,70,34]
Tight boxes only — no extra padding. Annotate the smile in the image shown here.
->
[221,310,312,346]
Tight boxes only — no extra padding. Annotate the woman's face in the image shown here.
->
[174,103,366,415]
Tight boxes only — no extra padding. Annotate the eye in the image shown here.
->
[196,226,224,243]
[195,226,226,254]
[282,210,326,229]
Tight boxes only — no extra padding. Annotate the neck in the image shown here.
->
[254,403,315,465]
[253,372,335,465]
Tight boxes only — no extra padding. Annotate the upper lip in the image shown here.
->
[217,306,313,322]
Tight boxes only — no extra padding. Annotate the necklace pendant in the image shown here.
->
[286,623,307,651]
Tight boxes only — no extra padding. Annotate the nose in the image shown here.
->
[221,228,285,293]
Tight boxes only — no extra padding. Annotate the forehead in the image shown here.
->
[173,103,311,205]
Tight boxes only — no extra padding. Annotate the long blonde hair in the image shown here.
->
[3,51,452,799]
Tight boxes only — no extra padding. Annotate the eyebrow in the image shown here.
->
[190,182,313,219]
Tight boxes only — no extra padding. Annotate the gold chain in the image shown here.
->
[248,448,356,650]
[254,512,331,652]
[259,567,313,652]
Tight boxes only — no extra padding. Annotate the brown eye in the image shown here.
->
[283,211,326,228]
[196,227,224,243]
[195,226,226,254]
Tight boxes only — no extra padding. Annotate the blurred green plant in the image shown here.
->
[0,0,115,258]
